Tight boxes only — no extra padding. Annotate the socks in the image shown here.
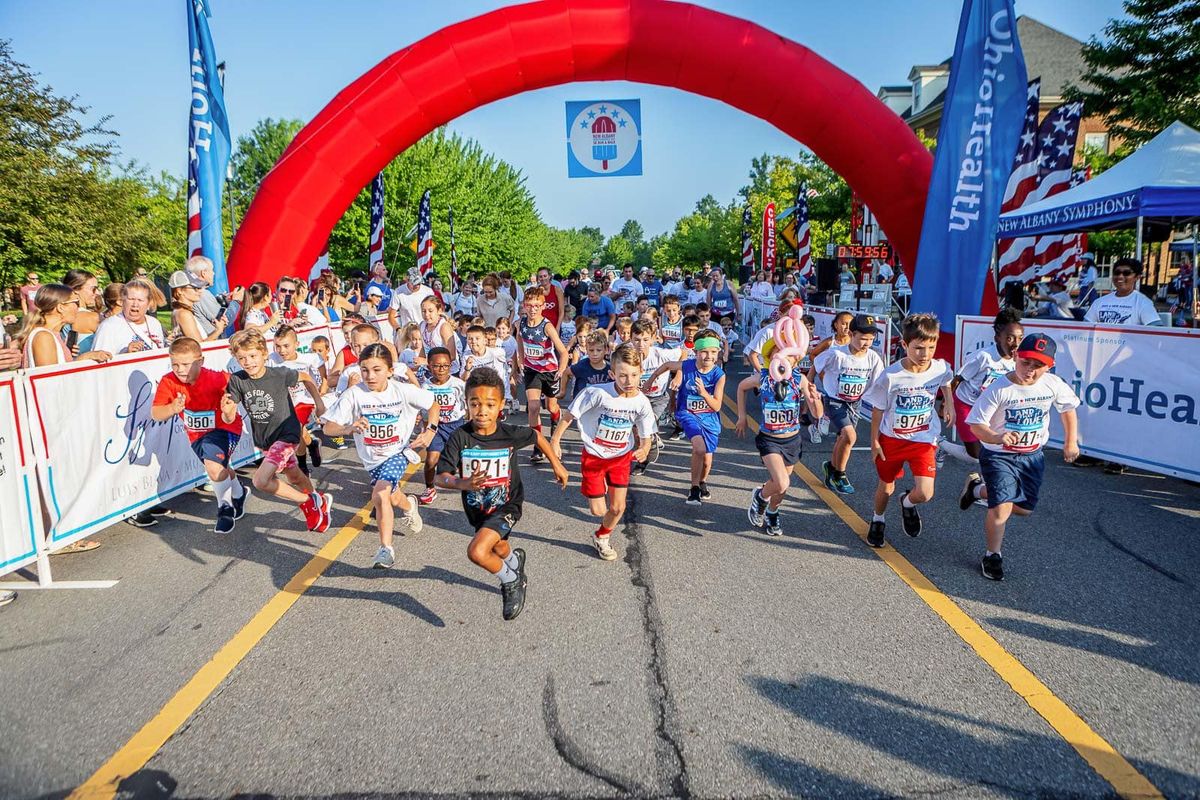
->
[986,550,1001,558]
[872,513,885,523]
[230,479,245,499]
[503,551,521,572]
[937,439,979,466]
[596,525,613,538]
[550,410,561,424]
[753,488,766,507]
[901,494,916,509]
[496,562,518,584]
[215,478,237,506]
[973,484,986,499]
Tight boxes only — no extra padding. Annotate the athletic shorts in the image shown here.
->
[294,403,315,426]
[429,418,466,454]
[264,440,299,473]
[822,397,860,431]
[979,448,1044,511]
[755,430,804,466]
[953,396,978,443]
[580,450,633,498]
[874,434,937,483]
[676,411,721,454]
[368,450,415,490]
[648,392,672,429]
[467,504,521,539]
[523,367,560,397]
[191,430,240,467]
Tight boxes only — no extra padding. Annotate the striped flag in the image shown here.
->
[794,183,813,278]
[415,189,433,279]
[1044,168,1090,280]
[367,173,385,273]
[995,79,1042,287]
[1029,101,1085,280]
[186,147,202,258]
[448,205,461,291]
[741,206,754,274]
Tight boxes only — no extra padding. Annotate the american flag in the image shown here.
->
[995,79,1042,286]
[186,141,202,257]
[794,183,813,278]
[415,189,433,278]
[1030,101,1085,280]
[741,206,754,274]
[1044,168,1089,280]
[448,205,461,291]
[367,173,385,272]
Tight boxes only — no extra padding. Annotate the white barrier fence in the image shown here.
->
[956,316,1200,480]
[739,296,893,363]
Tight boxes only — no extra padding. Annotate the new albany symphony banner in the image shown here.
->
[912,0,1027,334]
[566,100,642,178]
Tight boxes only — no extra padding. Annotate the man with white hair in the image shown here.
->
[388,267,436,326]
[184,255,225,335]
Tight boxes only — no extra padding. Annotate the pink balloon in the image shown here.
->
[768,303,811,382]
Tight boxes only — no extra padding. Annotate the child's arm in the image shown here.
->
[700,374,726,412]
[802,377,824,421]
[299,372,326,416]
[870,407,885,461]
[330,350,346,383]
[533,428,570,489]
[734,374,756,436]
[151,392,187,422]
[646,360,679,388]
[938,383,955,427]
[436,468,486,492]
[548,408,576,459]
[322,416,369,438]
[411,400,441,448]
[1060,408,1080,463]
[547,323,569,374]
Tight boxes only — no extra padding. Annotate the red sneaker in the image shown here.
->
[417,487,437,505]
[315,492,333,533]
[301,494,322,531]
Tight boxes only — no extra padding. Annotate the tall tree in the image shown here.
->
[1066,0,1200,148]
[228,117,304,221]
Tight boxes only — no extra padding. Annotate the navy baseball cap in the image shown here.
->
[850,314,881,334]
[1017,333,1056,366]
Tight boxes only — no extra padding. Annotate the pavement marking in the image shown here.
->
[68,467,414,800]
[720,395,1162,800]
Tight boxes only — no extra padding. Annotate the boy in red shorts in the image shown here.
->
[550,344,655,561]
[225,329,331,532]
[862,314,954,548]
[151,337,248,533]
[270,325,327,473]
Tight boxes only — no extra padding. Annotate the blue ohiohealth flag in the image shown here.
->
[912,0,1027,333]
[566,100,642,178]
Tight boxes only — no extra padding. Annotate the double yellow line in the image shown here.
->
[721,394,1161,800]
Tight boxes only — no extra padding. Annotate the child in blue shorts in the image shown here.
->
[963,333,1080,581]
[812,314,885,495]
[419,347,467,505]
[646,333,726,505]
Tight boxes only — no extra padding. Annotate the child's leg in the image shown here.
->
[424,449,439,489]
[389,488,415,513]
[545,390,560,421]
[468,528,522,583]
[526,386,542,429]
[373,480,395,548]
[984,502,1014,553]
[760,453,791,510]
[601,485,628,531]
[252,459,309,503]
[689,437,707,484]
[832,424,856,471]
[699,452,714,484]
[588,495,610,518]
[873,479,896,516]
[280,463,315,497]
[908,474,936,504]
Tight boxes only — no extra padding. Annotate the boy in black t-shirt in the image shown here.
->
[437,368,568,620]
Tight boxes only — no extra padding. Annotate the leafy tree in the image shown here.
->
[228,117,304,219]
[577,226,604,261]
[1066,0,1200,148]
[619,219,645,247]
[600,234,634,267]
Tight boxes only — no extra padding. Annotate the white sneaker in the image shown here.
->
[818,416,831,436]
[934,436,947,469]
[372,545,395,569]
[592,534,618,561]
[401,497,423,534]
[808,424,822,444]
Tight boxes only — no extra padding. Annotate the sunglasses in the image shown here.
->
[278,289,296,294]
[1112,269,1136,277]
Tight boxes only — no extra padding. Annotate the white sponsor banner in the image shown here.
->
[0,374,40,576]
[740,297,892,363]
[956,316,1200,479]
[22,342,259,549]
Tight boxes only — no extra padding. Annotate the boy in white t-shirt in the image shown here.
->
[813,314,885,495]
[461,324,514,403]
[862,314,954,548]
[270,325,328,474]
[419,347,468,505]
[321,343,440,569]
[550,344,656,561]
[631,319,684,468]
[962,333,1080,581]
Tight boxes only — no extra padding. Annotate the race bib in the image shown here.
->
[686,395,713,414]
[1003,407,1045,453]
[893,395,933,435]
[461,446,511,487]
[523,342,545,359]
[363,413,401,447]
[288,383,311,404]
[837,373,867,401]
[431,388,459,423]
[762,401,799,434]
[594,413,633,450]
[980,368,1006,392]
[183,408,216,433]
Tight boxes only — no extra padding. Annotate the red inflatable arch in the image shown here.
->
[227,0,932,287]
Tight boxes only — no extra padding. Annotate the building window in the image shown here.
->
[912,81,921,110]
[1084,132,1109,153]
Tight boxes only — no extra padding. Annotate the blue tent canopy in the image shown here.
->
[997,121,1200,240]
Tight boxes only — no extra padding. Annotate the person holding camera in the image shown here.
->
[169,271,227,341]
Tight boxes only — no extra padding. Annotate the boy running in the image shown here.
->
[861,314,955,548]
[517,286,569,463]
[225,330,331,532]
[436,368,569,620]
[322,343,437,568]
[151,337,248,533]
[813,314,884,495]
[631,319,682,469]
[562,330,612,402]
[659,295,685,348]
[270,325,326,473]
[550,344,655,561]
[962,334,1080,581]
[418,347,467,504]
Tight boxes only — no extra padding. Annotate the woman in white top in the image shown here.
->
[452,280,480,317]
[16,284,113,367]
[748,270,776,301]
[237,282,282,333]
[91,279,169,355]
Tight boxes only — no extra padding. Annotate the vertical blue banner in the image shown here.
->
[911,0,1027,333]
[187,0,232,292]
[566,100,642,178]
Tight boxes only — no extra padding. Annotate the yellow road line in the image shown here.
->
[69,468,413,800]
[721,395,1161,799]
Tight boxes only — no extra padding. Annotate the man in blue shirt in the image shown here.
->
[364,271,393,312]
[641,269,664,308]
[581,285,616,332]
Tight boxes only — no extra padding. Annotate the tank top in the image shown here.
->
[23,327,72,366]
[340,344,358,367]
[709,284,735,316]
[758,368,806,437]
[676,360,723,417]
[661,317,684,347]
[541,286,561,327]
[519,317,558,372]
[421,319,460,372]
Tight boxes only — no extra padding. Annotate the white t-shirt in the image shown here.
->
[862,359,953,444]
[610,278,643,305]
[640,346,685,397]
[967,372,1080,454]
[92,314,167,355]
[567,383,656,458]
[462,346,512,399]
[1040,290,1073,319]
[336,361,411,395]
[1084,291,1160,326]
[749,282,775,301]
[955,344,1015,406]
[1079,265,1098,290]
[391,285,435,326]
[269,352,324,406]
[814,345,884,403]
[686,288,708,307]
[422,375,467,425]
[746,324,774,363]
[322,381,434,469]
[500,336,517,362]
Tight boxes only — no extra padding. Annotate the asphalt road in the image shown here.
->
[2,361,1198,799]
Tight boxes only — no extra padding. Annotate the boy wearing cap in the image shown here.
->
[813,314,885,494]
[962,333,1080,581]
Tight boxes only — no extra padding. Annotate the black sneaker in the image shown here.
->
[309,442,322,468]
[1103,461,1126,475]
[231,487,248,520]
[981,553,1004,581]
[747,488,768,528]
[699,482,712,500]
[960,473,983,511]
[500,574,527,620]
[214,505,236,534]
[512,547,527,579]
[127,510,158,528]
[867,520,886,548]
[900,492,922,537]
[764,512,782,537]
[686,486,702,505]
[630,459,647,476]
[147,505,172,518]
[530,449,544,464]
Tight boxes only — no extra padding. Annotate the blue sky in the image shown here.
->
[2,0,1123,237]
